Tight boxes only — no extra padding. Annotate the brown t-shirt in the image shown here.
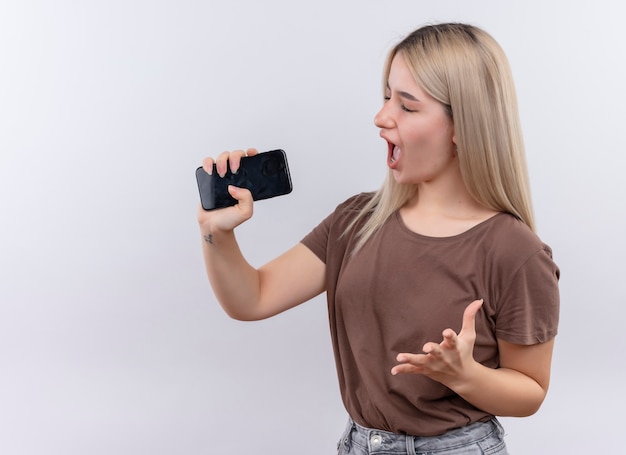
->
[301,193,560,436]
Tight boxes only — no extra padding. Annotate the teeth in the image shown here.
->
[391,145,400,163]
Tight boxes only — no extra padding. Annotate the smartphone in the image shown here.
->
[196,149,293,211]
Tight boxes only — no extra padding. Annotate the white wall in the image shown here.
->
[1,1,624,453]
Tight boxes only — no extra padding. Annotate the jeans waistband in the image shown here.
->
[345,417,504,454]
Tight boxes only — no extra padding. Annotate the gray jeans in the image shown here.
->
[337,418,508,455]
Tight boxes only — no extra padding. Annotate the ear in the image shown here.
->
[451,134,458,158]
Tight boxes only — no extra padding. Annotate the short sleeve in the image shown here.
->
[300,211,333,264]
[495,246,560,344]
[300,193,372,265]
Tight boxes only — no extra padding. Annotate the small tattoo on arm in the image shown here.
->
[203,234,213,244]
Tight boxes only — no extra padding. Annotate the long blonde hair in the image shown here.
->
[348,23,534,253]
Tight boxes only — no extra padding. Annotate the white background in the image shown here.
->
[1,1,624,453]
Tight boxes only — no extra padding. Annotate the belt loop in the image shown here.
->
[339,418,354,453]
[405,434,417,455]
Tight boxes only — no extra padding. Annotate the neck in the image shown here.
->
[406,169,480,215]
[400,172,498,237]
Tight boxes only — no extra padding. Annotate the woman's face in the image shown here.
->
[374,52,457,187]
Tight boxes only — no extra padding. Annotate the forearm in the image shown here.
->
[449,363,547,417]
[201,228,262,320]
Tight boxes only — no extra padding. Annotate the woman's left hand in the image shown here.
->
[391,299,484,387]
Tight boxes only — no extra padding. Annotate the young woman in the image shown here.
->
[198,23,560,455]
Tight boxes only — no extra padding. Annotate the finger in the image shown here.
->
[392,353,426,375]
[391,363,422,375]
[202,157,215,175]
[396,353,412,363]
[422,342,440,356]
[440,328,458,348]
[459,299,484,337]
[228,149,248,174]
[245,147,259,157]
[396,352,425,365]
[215,151,231,177]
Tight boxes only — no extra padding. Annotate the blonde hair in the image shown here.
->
[348,23,534,253]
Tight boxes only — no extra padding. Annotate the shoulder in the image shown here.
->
[487,213,551,253]
[482,213,558,275]
[300,192,374,261]
[322,192,375,231]
[335,192,375,214]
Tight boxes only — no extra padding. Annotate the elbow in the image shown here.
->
[230,314,264,322]
[512,403,542,418]
[525,393,548,417]
[223,309,262,322]
[220,304,269,322]
[507,388,548,417]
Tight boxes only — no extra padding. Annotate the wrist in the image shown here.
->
[446,359,483,396]
[199,223,235,246]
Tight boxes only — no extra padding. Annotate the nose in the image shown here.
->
[374,102,394,129]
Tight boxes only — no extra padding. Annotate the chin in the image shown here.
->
[390,169,412,185]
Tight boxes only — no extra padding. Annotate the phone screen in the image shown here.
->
[196,149,293,211]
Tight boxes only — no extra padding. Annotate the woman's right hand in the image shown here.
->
[196,147,326,321]
[197,148,260,234]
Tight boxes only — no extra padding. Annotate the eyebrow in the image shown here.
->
[385,83,420,102]
[399,91,420,102]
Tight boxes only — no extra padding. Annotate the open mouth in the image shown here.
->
[388,142,400,165]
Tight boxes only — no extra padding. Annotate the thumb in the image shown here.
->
[459,299,483,337]
[228,185,254,217]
